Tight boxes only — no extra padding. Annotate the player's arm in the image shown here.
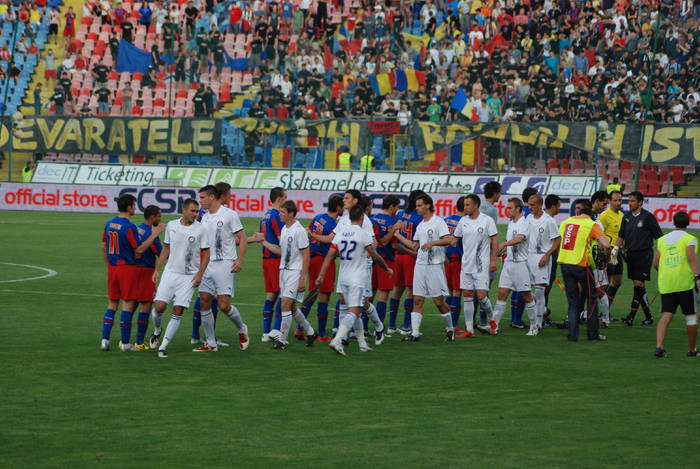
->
[258,238,282,256]
[308,228,335,244]
[299,247,309,291]
[378,223,400,246]
[500,234,526,250]
[367,245,393,276]
[652,249,660,270]
[421,235,451,251]
[152,243,170,283]
[232,229,247,273]
[101,241,109,267]
[489,234,499,271]
[394,230,419,250]
[135,224,165,254]
[687,245,700,289]
[316,246,338,286]
[193,248,210,287]
[539,235,561,268]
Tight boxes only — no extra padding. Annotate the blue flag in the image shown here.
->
[116,39,152,74]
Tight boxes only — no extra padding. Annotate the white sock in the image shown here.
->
[333,312,357,344]
[225,305,246,332]
[598,295,610,322]
[200,309,216,346]
[160,314,181,350]
[354,315,367,348]
[534,287,546,328]
[411,312,422,337]
[463,299,475,332]
[151,307,162,333]
[339,302,348,322]
[294,309,315,336]
[441,312,454,331]
[279,311,293,343]
[479,297,493,319]
[365,303,384,332]
[493,300,507,324]
[525,301,537,328]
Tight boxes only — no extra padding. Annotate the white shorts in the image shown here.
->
[528,254,551,286]
[155,270,195,308]
[338,281,366,308]
[199,261,235,297]
[498,261,531,292]
[594,268,608,288]
[460,269,490,292]
[280,269,305,302]
[413,263,449,298]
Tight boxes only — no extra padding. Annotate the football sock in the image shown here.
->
[606,285,618,301]
[525,301,537,327]
[200,309,216,346]
[447,296,457,326]
[262,299,273,334]
[332,300,340,330]
[192,297,202,340]
[151,307,162,333]
[402,298,414,330]
[212,298,219,322]
[293,309,314,336]
[119,310,134,344]
[441,312,454,331]
[511,291,524,323]
[279,311,293,343]
[534,286,546,328]
[630,286,643,319]
[354,315,368,348]
[366,303,384,332]
[339,302,348,322]
[463,299,475,332]
[136,311,149,344]
[410,311,422,338]
[479,297,493,319]
[494,300,507,324]
[334,313,357,343]
[361,310,369,331]
[296,305,311,333]
[317,302,328,337]
[273,300,282,330]
[225,305,246,332]
[640,288,651,319]
[160,314,181,350]
[388,298,400,328]
[376,301,387,324]
[102,308,116,340]
[598,295,610,323]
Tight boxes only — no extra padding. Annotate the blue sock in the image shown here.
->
[389,298,399,328]
[262,299,273,334]
[448,296,461,328]
[361,310,369,331]
[333,300,340,329]
[119,310,134,344]
[376,301,387,323]
[479,297,487,324]
[511,291,524,324]
[136,311,149,344]
[402,298,413,330]
[102,308,115,340]
[273,299,282,330]
[192,297,202,340]
[317,302,328,337]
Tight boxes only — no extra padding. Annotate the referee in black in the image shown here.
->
[617,191,663,326]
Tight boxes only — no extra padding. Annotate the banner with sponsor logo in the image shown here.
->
[1,117,220,155]
[2,183,698,229]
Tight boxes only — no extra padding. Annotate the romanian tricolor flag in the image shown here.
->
[394,69,426,92]
[450,141,476,166]
[369,72,395,96]
[450,88,480,121]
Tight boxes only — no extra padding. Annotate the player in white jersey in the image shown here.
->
[316,205,393,355]
[526,194,561,335]
[151,199,210,358]
[191,185,250,353]
[451,194,499,338]
[394,194,454,342]
[253,200,318,349]
[492,198,537,335]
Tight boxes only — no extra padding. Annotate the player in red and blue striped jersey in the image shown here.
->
[303,194,344,340]
[444,196,466,331]
[133,205,163,350]
[248,187,286,341]
[371,195,401,331]
[390,190,425,335]
[101,194,164,352]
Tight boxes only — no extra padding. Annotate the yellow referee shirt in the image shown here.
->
[599,208,624,244]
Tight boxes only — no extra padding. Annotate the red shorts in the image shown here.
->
[134,266,156,303]
[309,255,335,293]
[372,259,396,291]
[395,254,416,288]
[44,69,57,79]
[262,257,280,293]
[445,258,461,291]
[107,265,139,300]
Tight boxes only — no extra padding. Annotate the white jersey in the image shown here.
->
[333,212,375,238]
[527,212,560,255]
[413,215,450,265]
[334,224,373,286]
[506,216,529,263]
[163,219,209,275]
[279,221,309,271]
[454,212,498,274]
[200,206,244,262]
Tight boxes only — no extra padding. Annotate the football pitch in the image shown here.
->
[1,210,698,468]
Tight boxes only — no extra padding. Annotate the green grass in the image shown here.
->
[1,211,699,468]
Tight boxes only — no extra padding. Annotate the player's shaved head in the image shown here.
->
[465,194,481,207]
[198,185,219,197]
[144,205,161,219]
[270,187,287,203]
[528,194,543,206]
[215,182,231,200]
[183,198,199,210]
[349,205,364,222]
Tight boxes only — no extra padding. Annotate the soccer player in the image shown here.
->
[526,194,560,334]
[478,181,501,329]
[391,190,425,334]
[316,205,393,355]
[249,187,286,341]
[252,200,318,349]
[510,186,538,328]
[590,191,611,327]
[543,194,561,325]
[371,195,401,332]
[192,185,250,352]
[134,205,163,350]
[305,194,344,341]
[599,190,624,309]
[151,199,210,358]
[451,194,498,337]
[101,194,164,352]
[394,194,454,342]
[618,191,663,326]
[444,196,466,331]
[491,198,536,335]
[653,211,700,358]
